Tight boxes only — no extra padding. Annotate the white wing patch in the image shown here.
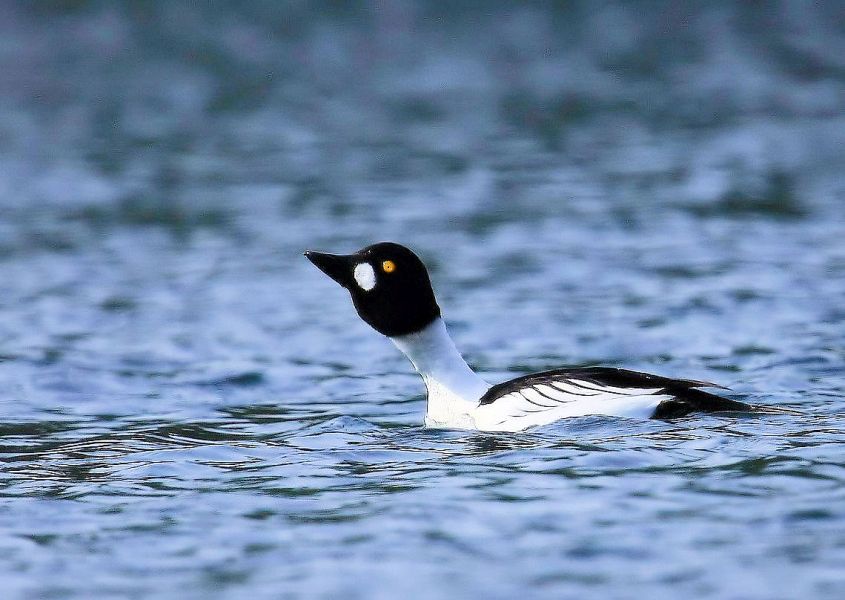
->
[353,262,376,291]
[474,379,670,432]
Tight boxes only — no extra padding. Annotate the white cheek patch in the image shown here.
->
[353,262,376,291]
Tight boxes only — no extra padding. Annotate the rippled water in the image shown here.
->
[1,3,845,599]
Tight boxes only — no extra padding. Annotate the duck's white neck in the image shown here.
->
[390,318,489,428]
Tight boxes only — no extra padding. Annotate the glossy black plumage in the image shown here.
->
[306,242,440,337]
[478,366,751,418]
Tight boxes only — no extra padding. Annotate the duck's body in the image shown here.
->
[306,242,751,432]
[392,317,747,431]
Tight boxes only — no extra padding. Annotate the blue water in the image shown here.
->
[1,3,844,598]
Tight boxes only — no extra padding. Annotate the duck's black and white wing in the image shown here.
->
[473,367,749,432]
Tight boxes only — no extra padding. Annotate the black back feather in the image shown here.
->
[478,366,751,418]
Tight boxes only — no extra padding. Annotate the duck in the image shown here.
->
[305,242,751,432]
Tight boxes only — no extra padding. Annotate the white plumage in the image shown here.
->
[392,318,673,432]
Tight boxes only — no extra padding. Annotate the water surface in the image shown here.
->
[1,3,844,599]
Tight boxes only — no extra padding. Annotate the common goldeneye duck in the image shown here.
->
[304,242,751,432]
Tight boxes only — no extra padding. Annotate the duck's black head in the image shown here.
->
[305,242,440,337]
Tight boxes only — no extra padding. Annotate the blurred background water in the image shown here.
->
[0,1,844,598]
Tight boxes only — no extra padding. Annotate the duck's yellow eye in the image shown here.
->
[382,260,396,273]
